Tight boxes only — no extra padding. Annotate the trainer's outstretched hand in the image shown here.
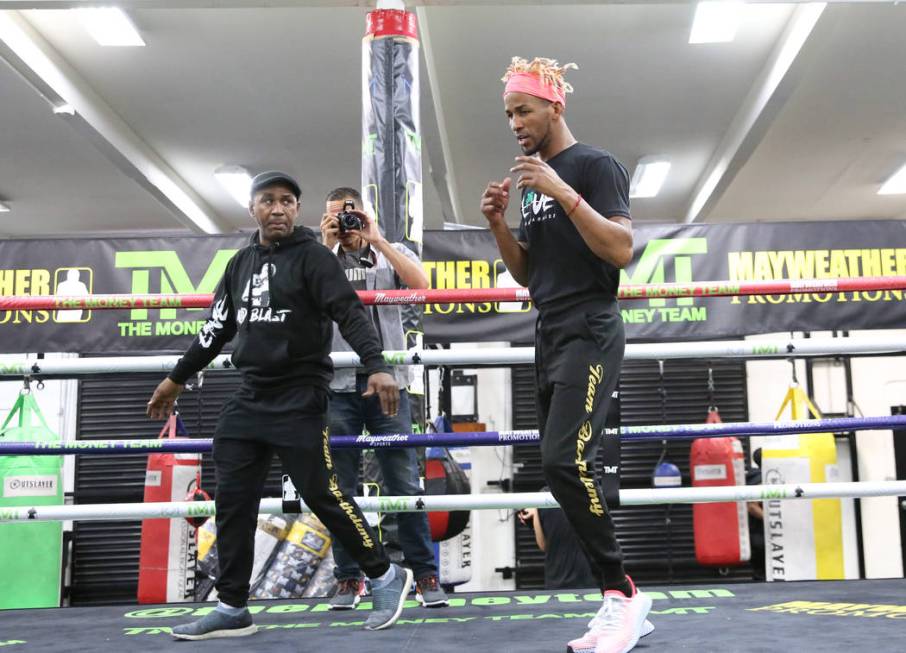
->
[146,378,184,420]
[363,372,400,417]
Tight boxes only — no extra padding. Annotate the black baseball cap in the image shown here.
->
[250,170,301,200]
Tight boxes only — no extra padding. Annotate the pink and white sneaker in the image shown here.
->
[566,578,653,653]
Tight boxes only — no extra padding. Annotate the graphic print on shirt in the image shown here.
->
[237,262,291,325]
[198,295,229,349]
[521,189,557,227]
[344,267,367,286]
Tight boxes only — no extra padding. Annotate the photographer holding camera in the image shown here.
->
[319,187,448,609]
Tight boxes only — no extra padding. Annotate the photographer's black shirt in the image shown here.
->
[338,246,371,292]
[517,143,631,311]
[339,244,383,349]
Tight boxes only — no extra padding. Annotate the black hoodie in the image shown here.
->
[169,226,390,389]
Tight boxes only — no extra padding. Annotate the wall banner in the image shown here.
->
[1,220,904,353]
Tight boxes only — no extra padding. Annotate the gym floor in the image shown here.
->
[1,578,904,652]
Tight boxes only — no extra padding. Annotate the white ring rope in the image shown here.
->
[1,336,903,377]
[3,481,904,523]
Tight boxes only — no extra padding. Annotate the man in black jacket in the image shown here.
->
[147,171,412,640]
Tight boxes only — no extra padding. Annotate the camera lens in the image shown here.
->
[338,212,362,232]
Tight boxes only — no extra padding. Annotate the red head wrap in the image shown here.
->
[503,72,567,107]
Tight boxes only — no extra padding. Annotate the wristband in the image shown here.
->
[567,193,582,216]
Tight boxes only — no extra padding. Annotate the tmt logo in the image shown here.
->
[115,250,237,320]
[620,238,708,307]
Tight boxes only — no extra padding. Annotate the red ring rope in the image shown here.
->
[0,276,904,310]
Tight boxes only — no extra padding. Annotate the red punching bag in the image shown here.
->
[424,451,470,542]
[137,414,203,603]
[691,408,751,566]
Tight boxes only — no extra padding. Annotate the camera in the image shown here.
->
[337,200,363,233]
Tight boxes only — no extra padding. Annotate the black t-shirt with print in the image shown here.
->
[338,245,383,349]
[338,245,371,291]
[516,142,631,310]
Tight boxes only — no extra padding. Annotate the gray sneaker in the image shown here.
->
[364,564,413,631]
[329,577,366,610]
[170,608,257,641]
[415,575,449,608]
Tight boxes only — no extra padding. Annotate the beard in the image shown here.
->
[521,142,540,156]
[520,126,550,157]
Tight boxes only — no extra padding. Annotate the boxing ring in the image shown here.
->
[1,279,905,652]
[1,578,904,652]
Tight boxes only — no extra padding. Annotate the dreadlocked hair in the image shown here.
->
[501,56,578,96]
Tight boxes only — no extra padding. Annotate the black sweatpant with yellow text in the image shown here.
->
[212,415,389,607]
[535,300,627,589]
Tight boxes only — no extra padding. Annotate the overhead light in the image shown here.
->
[689,1,744,44]
[214,165,253,207]
[53,103,75,116]
[629,158,671,199]
[878,163,906,195]
[75,8,145,47]
[0,202,9,213]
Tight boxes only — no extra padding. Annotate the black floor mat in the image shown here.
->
[1,579,904,652]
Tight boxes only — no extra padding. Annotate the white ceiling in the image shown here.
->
[709,2,906,221]
[1,1,905,239]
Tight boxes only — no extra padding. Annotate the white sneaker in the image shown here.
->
[566,578,653,653]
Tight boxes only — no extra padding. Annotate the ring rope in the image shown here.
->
[4,414,906,456]
[1,336,904,378]
[2,275,906,310]
[3,482,904,523]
